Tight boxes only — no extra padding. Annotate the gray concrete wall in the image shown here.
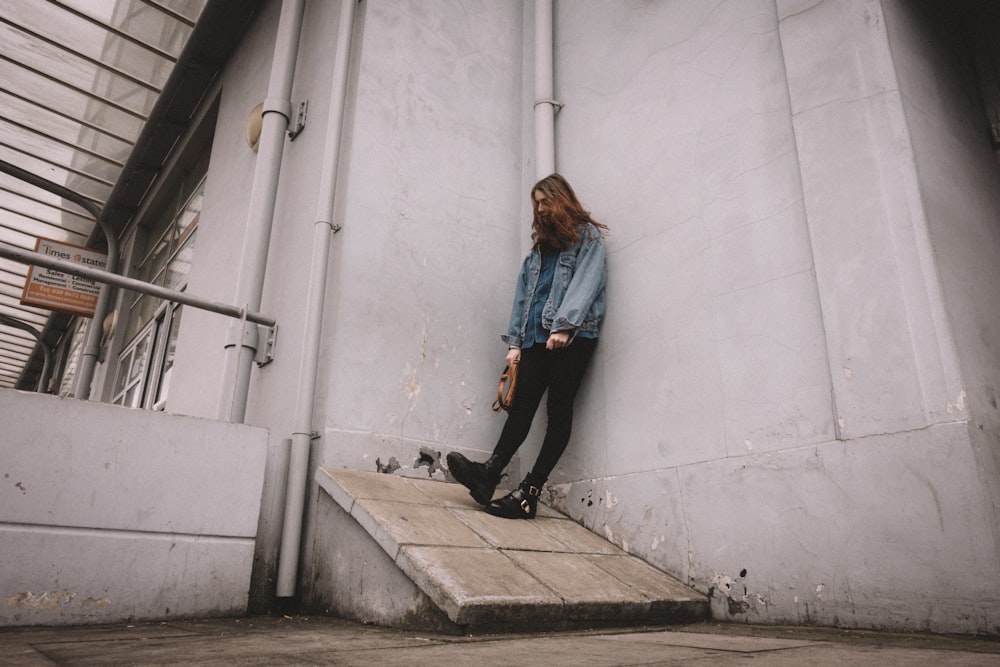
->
[310,0,527,468]
[0,390,269,626]
[168,0,529,610]
[160,0,1000,633]
[546,0,996,633]
[884,0,1000,555]
[519,0,998,633]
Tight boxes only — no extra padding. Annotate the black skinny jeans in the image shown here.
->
[491,337,598,483]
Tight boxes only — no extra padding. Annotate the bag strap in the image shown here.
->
[492,359,519,412]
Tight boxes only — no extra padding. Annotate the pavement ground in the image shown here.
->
[2,615,999,666]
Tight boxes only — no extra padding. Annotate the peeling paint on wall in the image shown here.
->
[413,447,444,477]
[708,569,767,619]
[5,591,75,614]
[375,457,401,474]
[400,359,422,406]
[947,390,967,414]
[82,597,111,609]
[372,447,452,481]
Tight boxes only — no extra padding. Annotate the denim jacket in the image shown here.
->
[502,223,608,348]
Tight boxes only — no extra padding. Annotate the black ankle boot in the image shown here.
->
[446,452,503,505]
[485,478,542,519]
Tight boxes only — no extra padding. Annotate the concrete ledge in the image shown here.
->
[1,528,254,625]
[0,390,269,626]
[309,467,708,633]
[2,390,267,535]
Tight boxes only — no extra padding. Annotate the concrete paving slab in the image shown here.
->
[397,545,563,626]
[584,553,704,601]
[5,617,997,667]
[501,550,651,621]
[533,502,565,519]
[330,633,713,667]
[350,499,489,558]
[317,467,431,507]
[406,473,514,502]
[453,507,574,551]
[604,628,821,652]
[12,618,433,666]
[417,475,498,508]
[582,553,707,624]
[536,516,627,554]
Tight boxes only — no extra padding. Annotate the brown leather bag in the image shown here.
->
[492,360,519,412]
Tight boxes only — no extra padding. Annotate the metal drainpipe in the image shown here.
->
[534,0,557,178]
[73,219,118,399]
[218,0,307,423]
[276,0,357,598]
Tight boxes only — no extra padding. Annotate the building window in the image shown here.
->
[57,320,88,397]
[111,175,202,410]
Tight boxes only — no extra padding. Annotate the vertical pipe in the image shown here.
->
[276,0,357,598]
[534,0,556,178]
[218,0,307,422]
[73,222,118,399]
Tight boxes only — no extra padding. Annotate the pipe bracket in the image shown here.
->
[256,324,278,366]
[288,100,308,140]
[262,96,293,122]
[224,315,258,351]
[533,98,564,114]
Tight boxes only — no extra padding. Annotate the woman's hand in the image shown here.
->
[546,331,570,350]
[506,347,521,365]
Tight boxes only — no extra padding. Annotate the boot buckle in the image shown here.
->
[527,485,541,497]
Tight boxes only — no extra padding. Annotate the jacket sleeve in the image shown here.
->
[500,255,532,348]
[551,226,607,333]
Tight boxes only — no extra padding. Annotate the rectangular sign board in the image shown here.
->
[20,238,108,318]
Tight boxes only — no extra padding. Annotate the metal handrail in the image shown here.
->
[0,242,275,327]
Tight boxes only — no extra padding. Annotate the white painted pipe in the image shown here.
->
[534,0,556,178]
[218,0,307,422]
[276,0,358,598]
[72,224,118,400]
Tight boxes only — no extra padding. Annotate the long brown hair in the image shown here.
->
[531,173,609,250]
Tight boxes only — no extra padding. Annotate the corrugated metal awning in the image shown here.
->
[0,0,264,392]
[0,0,208,390]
